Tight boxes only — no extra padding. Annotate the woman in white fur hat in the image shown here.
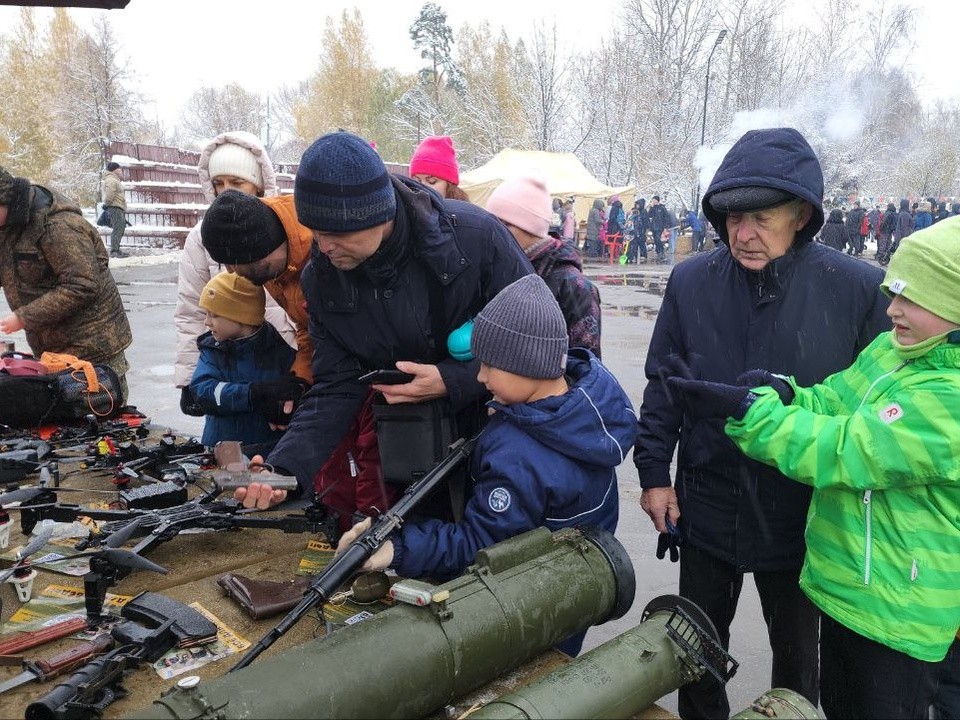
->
[174,131,296,414]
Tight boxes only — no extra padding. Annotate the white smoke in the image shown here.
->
[695,87,868,194]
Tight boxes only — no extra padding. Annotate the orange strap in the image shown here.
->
[39,352,101,392]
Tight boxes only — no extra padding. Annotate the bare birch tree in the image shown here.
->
[180,83,263,147]
[53,13,144,202]
[524,22,575,152]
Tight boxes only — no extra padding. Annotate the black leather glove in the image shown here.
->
[180,386,204,417]
[735,369,795,405]
[666,377,756,420]
[656,517,681,562]
[250,375,310,425]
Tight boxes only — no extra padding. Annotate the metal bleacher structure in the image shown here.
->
[101,140,408,251]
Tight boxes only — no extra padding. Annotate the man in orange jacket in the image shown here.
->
[201,190,313,383]
[200,189,391,529]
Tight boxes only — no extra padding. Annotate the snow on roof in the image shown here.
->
[110,155,198,171]
[122,180,203,190]
[126,203,206,211]
[96,225,192,234]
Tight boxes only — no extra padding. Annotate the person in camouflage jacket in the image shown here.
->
[0,165,132,400]
[671,217,960,719]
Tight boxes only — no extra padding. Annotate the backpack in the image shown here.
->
[859,214,869,236]
[882,211,897,233]
[0,351,122,427]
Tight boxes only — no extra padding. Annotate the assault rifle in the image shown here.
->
[24,592,217,720]
[8,487,338,563]
[231,435,477,671]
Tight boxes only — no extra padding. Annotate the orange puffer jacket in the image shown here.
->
[263,194,314,382]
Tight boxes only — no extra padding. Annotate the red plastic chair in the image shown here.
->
[602,232,623,264]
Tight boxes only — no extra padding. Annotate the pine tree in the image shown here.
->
[410,3,461,107]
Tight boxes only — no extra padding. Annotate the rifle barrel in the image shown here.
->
[229,435,476,671]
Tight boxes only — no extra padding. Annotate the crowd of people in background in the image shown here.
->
[817,196,960,265]
[570,193,716,265]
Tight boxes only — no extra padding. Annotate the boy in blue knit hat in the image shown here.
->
[335,274,636,652]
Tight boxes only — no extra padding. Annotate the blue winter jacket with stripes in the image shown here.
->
[391,349,636,579]
[190,323,295,448]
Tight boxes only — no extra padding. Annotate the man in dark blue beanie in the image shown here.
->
[236,131,534,519]
[293,133,397,237]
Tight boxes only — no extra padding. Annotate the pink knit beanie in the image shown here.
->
[409,136,460,185]
[486,175,552,239]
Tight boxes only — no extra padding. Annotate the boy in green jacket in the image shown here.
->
[666,216,960,719]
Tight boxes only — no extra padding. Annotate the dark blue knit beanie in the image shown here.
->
[294,132,397,232]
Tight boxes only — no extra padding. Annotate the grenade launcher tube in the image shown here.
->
[132,526,636,720]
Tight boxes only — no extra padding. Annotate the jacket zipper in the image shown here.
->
[863,490,872,585]
[855,359,910,586]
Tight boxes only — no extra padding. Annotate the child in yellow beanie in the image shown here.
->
[187,273,304,452]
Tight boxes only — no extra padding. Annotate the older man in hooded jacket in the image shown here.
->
[634,128,890,719]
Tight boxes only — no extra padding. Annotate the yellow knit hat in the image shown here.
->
[199,272,265,327]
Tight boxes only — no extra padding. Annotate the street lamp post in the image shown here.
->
[693,29,728,212]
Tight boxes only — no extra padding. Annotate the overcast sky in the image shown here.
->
[1,0,956,129]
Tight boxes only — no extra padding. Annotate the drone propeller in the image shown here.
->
[18,523,55,560]
[95,547,167,575]
[0,524,55,583]
[0,486,49,507]
[104,515,147,549]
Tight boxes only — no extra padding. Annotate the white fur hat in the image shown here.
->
[207,142,263,190]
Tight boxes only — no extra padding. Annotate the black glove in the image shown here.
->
[656,517,681,562]
[735,369,795,405]
[179,386,204,417]
[657,353,696,384]
[250,375,310,425]
[666,377,756,420]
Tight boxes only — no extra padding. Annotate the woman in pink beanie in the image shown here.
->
[486,175,602,357]
[409,135,470,201]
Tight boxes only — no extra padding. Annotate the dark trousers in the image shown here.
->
[678,546,820,720]
[877,232,893,262]
[627,232,645,261]
[652,228,665,257]
[107,206,126,253]
[821,613,938,719]
[932,640,960,719]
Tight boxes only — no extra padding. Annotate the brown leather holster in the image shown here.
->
[217,573,311,620]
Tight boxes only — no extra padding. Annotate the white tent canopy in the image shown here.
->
[460,149,634,226]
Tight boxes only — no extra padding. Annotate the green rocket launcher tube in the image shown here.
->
[132,526,636,720]
[471,594,738,719]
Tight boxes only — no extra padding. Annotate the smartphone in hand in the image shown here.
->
[358,369,416,385]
